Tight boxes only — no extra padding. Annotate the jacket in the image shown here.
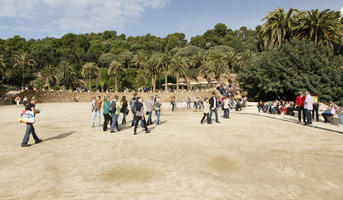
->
[295,96,305,107]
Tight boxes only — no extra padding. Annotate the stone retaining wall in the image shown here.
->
[19,91,215,103]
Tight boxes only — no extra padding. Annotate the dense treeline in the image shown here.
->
[0,8,342,103]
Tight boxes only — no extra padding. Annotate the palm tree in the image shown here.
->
[132,51,147,69]
[261,8,298,48]
[161,53,172,92]
[42,65,58,90]
[208,49,228,81]
[145,53,162,92]
[199,58,214,86]
[81,62,100,91]
[108,60,123,92]
[169,56,189,91]
[13,53,36,90]
[298,9,342,47]
[0,58,5,76]
[57,60,77,90]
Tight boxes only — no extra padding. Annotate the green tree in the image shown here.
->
[14,53,36,90]
[81,62,100,91]
[0,57,5,76]
[298,9,343,47]
[108,60,123,92]
[161,53,172,91]
[42,65,58,90]
[261,8,298,48]
[57,60,77,90]
[145,53,162,92]
[169,56,189,91]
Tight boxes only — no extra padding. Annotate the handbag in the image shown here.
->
[19,110,35,123]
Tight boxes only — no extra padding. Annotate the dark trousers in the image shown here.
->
[210,108,219,122]
[322,113,333,123]
[172,103,175,111]
[297,106,306,122]
[22,123,40,146]
[305,109,312,124]
[134,116,148,133]
[223,109,229,118]
[312,103,319,121]
[103,113,112,131]
[131,109,136,127]
[201,113,210,124]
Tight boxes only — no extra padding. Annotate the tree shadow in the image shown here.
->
[236,113,343,135]
[44,131,76,142]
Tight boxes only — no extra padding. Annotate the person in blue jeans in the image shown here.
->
[337,107,343,127]
[110,95,122,133]
[209,92,220,123]
[21,98,42,147]
[145,96,154,125]
[154,98,162,125]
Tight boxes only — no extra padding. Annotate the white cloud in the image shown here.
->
[0,0,170,35]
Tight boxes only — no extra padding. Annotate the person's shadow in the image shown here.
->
[44,131,76,142]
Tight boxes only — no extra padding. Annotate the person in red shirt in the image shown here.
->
[295,92,306,123]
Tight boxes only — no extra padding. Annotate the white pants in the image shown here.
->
[92,111,101,126]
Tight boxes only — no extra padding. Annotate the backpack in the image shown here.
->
[109,101,116,114]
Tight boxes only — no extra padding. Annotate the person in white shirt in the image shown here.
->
[201,98,210,124]
[209,92,220,123]
[223,96,231,118]
[304,91,314,125]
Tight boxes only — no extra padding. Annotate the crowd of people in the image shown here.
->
[90,93,163,135]
[257,91,343,126]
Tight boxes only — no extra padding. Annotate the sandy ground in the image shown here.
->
[0,102,343,200]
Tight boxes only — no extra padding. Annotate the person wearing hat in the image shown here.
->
[21,98,42,147]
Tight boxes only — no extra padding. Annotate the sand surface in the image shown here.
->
[0,102,343,200]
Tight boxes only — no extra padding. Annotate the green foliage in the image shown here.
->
[238,39,343,104]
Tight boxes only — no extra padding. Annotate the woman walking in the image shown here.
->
[201,98,210,124]
[155,98,162,126]
[120,96,128,124]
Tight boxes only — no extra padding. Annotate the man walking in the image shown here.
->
[295,92,306,123]
[130,93,138,127]
[145,96,154,125]
[21,98,42,147]
[134,98,150,135]
[110,95,122,133]
[304,91,314,125]
[209,92,220,123]
[102,96,112,131]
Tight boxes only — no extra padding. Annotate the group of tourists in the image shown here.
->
[257,91,343,126]
[14,96,28,107]
[90,93,162,135]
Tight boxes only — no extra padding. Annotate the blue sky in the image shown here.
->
[0,0,342,40]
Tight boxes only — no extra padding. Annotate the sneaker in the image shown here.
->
[145,130,150,133]
[117,128,121,132]
[216,121,221,123]
[133,132,137,135]
[21,144,31,147]
[110,131,114,133]
[35,139,43,144]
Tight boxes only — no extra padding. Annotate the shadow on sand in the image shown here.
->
[236,113,343,135]
[44,131,76,142]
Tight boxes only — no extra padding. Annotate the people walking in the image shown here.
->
[171,96,176,111]
[257,100,264,113]
[222,97,231,118]
[155,98,162,126]
[130,93,138,127]
[209,92,220,123]
[102,96,112,131]
[91,96,102,127]
[134,98,150,135]
[110,95,122,133]
[21,98,42,147]
[146,96,154,125]
[201,98,210,124]
[120,96,128,124]
[23,96,28,107]
[304,91,314,125]
[295,92,306,123]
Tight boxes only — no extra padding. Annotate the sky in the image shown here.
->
[0,0,342,40]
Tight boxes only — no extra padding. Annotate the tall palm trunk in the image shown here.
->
[88,78,91,92]
[164,73,168,92]
[152,73,156,92]
[22,66,25,90]
[176,74,180,92]
[114,75,118,92]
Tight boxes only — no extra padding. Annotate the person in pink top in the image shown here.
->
[322,101,338,123]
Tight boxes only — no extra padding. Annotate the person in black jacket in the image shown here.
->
[209,92,220,123]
